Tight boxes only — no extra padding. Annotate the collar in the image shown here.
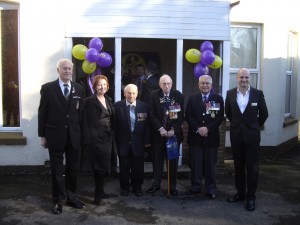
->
[59,79,71,88]
[126,100,136,107]
[201,93,210,98]
[237,86,250,94]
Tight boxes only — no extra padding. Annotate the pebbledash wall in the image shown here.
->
[0,0,299,167]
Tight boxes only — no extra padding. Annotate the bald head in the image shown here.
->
[159,74,173,95]
[237,68,250,91]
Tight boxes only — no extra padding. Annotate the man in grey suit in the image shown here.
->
[38,58,85,214]
[225,68,268,211]
[185,75,224,199]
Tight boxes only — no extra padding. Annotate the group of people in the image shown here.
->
[38,58,268,215]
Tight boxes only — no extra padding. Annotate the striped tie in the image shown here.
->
[129,105,135,132]
[63,84,69,99]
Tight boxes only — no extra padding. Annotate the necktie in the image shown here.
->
[129,105,135,132]
[203,95,208,104]
[162,95,169,129]
[63,84,69,99]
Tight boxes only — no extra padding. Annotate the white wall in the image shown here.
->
[0,0,231,165]
[227,0,300,147]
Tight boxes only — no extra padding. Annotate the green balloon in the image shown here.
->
[72,44,88,60]
[185,48,201,63]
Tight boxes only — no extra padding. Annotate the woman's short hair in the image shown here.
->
[92,75,109,92]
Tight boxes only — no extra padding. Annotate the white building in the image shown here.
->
[0,0,299,166]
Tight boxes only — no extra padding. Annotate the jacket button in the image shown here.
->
[65,125,68,128]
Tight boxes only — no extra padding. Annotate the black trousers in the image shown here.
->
[231,142,260,200]
[189,146,218,194]
[48,135,80,204]
[153,136,178,191]
[119,152,144,191]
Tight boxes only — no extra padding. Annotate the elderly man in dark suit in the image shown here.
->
[225,68,268,211]
[114,84,151,197]
[146,74,184,196]
[38,58,86,214]
[185,75,224,199]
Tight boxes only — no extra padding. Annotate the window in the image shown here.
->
[0,3,20,130]
[230,24,261,89]
[285,31,295,116]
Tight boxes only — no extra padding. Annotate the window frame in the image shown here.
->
[0,2,21,132]
[229,23,262,89]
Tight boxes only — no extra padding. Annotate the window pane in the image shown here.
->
[285,75,291,114]
[229,72,257,89]
[230,27,257,69]
[2,10,20,127]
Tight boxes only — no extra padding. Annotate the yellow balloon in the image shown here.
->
[72,44,88,60]
[82,60,96,74]
[185,48,201,63]
[208,55,223,69]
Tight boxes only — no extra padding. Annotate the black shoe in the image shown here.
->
[146,186,160,194]
[121,190,129,196]
[246,199,256,211]
[134,189,143,197]
[207,193,216,200]
[170,190,178,196]
[53,203,63,214]
[67,200,86,209]
[185,189,201,195]
[227,193,245,203]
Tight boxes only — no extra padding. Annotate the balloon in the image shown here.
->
[194,62,209,78]
[185,48,201,63]
[85,48,99,63]
[200,41,214,52]
[97,52,112,68]
[201,50,215,65]
[89,37,103,52]
[72,44,88,60]
[208,55,223,69]
[82,60,97,74]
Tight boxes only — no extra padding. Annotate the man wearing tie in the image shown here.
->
[114,84,151,197]
[146,74,184,196]
[225,68,268,211]
[185,75,224,199]
[38,58,86,214]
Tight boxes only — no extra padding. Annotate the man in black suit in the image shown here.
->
[146,74,184,196]
[225,68,268,211]
[114,84,151,197]
[38,58,86,214]
[185,75,224,199]
[139,61,160,166]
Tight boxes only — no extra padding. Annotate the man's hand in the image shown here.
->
[197,127,208,137]
[41,137,48,149]
[167,129,175,137]
[159,128,168,137]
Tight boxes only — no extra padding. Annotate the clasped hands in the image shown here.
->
[198,127,208,137]
[159,128,174,137]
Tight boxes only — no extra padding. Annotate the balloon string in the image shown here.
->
[88,74,95,94]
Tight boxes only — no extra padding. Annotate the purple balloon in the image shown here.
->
[96,52,112,68]
[201,50,215,65]
[85,48,99,63]
[200,41,214,52]
[88,37,103,52]
[194,62,209,78]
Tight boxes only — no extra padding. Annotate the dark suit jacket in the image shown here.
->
[38,79,85,150]
[81,94,115,171]
[225,87,268,144]
[186,93,224,148]
[114,100,151,157]
[150,89,185,144]
[140,74,160,104]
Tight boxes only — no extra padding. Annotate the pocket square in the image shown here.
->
[251,102,257,106]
